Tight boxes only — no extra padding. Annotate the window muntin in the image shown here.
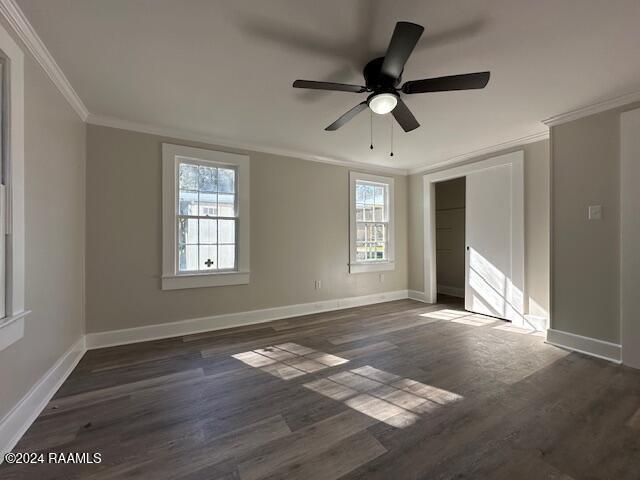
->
[176,159,238,273]
[355,180,389,262]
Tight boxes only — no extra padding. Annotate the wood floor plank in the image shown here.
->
[256,430,386,480]
[237,410,376,480]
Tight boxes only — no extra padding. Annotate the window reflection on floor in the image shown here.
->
[304,365,462,428]
[231,343,349,380]
[231,343,463,429]
[420,309,544,336]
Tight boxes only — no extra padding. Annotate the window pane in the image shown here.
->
[219,245,235,269]
[376,224,386,242]
[218,168,235,193]
[356,224,366,242]
[374,243,386,260]
[219,219,235,244]
[356,241,366,261]
[199,192,217,215]
[365,223,374,242]
[179,163,198,190]
[178,218,199,244]
[364,206,374,221]
[199,245,217,270]
[356,183,365,203]
[218,193,235,216]
[364,185,374,205]
[198,166,217,192]
[179,244,198,271]
[199,219,217,244]
[374,186,385,205]
[374,206,384,222]
[179,190,198,215]
[356,204,364,222]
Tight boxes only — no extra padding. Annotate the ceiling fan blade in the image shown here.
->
[325,102,368,131]
[293,80,366,93]
[392,98,420,132]
[380,22,424,79]
[402,71,490,94]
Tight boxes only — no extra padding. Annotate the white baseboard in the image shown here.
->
[546,328,621,364]
[437,284,465,298]
[408,289,430,303]
[86,290,410,349]
[523,314,548,332]
[0,336,86,459]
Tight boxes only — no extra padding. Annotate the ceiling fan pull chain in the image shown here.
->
[390,116,394,157]
[370,110,374,150]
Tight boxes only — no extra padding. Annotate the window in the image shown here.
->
[162,144,249,290]
[349,172,395,273]
[0,24,28,352]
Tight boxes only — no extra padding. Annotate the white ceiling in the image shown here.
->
[16,0,640,171]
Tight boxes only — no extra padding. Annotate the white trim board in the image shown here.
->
[86,290,410,349]
[409,131,548,175]
[0,336,86,459]
[408,289,429,303]
[546,328,621,364]
[543,90,640,127]
[0,0,88,121]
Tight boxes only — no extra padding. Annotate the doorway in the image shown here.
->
[435,177,466,305]
[422,151,525,326]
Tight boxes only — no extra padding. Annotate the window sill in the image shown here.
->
[349,262,395,274]
[0,310,30,352]
[162,271,250,290]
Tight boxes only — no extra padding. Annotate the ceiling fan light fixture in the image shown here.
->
[368,93,398,115]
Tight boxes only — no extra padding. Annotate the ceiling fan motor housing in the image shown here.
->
[363,57,402,94]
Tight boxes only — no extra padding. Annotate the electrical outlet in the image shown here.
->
[314,280,322,290]
[379,273,385,283]
[588,205,602,220]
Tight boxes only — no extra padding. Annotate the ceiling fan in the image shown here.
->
[293,21,490,133]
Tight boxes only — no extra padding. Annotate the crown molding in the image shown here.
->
[543,89,640,127]
[87,113,408,176]
[408,130,549,175]
[0,0,88,121]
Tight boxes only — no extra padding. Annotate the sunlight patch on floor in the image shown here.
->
[492,323,546,337]
[304,365,462,428]
[232,343,349,380]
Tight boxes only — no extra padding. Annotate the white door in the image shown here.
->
[465,160,524,325]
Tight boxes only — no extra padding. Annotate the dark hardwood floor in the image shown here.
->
[3,298,640,479]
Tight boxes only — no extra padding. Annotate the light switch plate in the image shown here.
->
[588,205,602,220]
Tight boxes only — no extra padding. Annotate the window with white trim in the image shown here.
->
[0,24,28,353]
[349,172,395,274]
[162,144,250,290]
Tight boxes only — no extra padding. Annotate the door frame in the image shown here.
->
[422,151,525,313]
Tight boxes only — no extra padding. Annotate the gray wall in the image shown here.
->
[408,139,550,318]
[551,103,640,343]
[0,24,86,420]
[435,178,465,294]
[85,125,408,333]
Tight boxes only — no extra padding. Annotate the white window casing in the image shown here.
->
[349,171,395,274]
[0,22,28,352]
[162,143,250,290]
